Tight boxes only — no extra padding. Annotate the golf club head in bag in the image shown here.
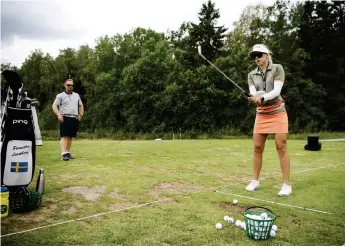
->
[197,45,251,98]
[1,70,36,188]
[1,70,23,108]
[19,93,43,146]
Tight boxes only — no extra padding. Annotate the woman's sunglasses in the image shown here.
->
[250,52,265,59]
[66,84,73,87]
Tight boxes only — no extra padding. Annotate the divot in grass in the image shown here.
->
[109,189,129,200]
[62,186,106,201]
[217,202,248,214]
[75,220,90,227]
[62,207,77,215]
[148,182,204,197]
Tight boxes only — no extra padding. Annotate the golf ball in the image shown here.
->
[254,232,261,240]
[271,225,278,231]
[270,230,276,237]
[233,199,238,205]
[224,215,230,221]
[227,217,234,224]
[216,223,222,230]
[241,221,246,229]
[261,212,268,220]
[254,221,259,230]
[235,220,242,227]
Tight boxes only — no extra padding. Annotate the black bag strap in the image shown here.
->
[258,62,270,92]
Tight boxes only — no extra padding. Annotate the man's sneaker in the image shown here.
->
[66,153,74,159]
[245,180,260,191]
[277,183,292,197]
[61,153,69,161]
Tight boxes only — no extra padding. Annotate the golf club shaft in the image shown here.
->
[0,89,10,125]
[198,47,251,97]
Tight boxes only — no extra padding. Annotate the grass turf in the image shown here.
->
[1,139,344,245]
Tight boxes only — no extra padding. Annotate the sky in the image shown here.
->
[1,0,277,67]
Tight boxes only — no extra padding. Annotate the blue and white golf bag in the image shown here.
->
[1,70,39,190]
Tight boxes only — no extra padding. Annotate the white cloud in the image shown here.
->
[1,0,277,67]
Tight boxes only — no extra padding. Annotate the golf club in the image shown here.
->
[197,45,251,97]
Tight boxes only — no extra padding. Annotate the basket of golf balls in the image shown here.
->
[244,206,276,240]
[9,186,42,213]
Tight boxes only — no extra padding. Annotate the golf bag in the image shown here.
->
[1,70,37,189]
[304,136,322,151]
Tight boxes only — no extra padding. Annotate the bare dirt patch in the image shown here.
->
[109,189,129,200]
[45,197,58,203]
[75,220,90,227]
[62,206,77,215]
[1,206,56,231]
[148,182,204,197]
[217,201,249,215]
[156,196,179,204]
[49,204,58,210]
[62,186,106,201]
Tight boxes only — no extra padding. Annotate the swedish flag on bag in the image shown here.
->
[2,140,34,186]
[10,162,29,173]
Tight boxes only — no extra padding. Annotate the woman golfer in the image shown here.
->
[245,44,292,196]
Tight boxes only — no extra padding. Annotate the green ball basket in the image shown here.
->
[244,206,276,240]
[9,186,42,213]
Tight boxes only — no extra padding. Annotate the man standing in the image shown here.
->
[52,79,83,161]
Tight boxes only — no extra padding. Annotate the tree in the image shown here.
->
[190,0,228,62]
[168,0,227,68]
[298,0,345,130]
[119,39,173,132]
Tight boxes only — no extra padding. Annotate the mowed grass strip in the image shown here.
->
[1,139,344,245]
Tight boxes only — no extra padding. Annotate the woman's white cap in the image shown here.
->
[249,44,272,55]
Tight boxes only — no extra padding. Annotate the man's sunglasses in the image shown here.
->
[250,52,265,59]
[66,84,73,87]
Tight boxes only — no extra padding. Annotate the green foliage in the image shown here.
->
[2,0,344,136]
[190,0,228,61]
[37,101,59,131]
[298,0,345,130]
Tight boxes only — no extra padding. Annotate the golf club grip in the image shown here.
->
[2,70,22,90]
[245,92,252,97]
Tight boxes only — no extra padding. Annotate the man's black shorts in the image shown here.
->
[60,116,79,138]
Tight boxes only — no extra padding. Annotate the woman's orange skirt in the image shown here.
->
[253,111,288,134]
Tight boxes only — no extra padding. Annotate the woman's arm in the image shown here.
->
[262,81,283,101]
[248,73,257,96]
[249,85,257,96]
[262,64,285,102]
